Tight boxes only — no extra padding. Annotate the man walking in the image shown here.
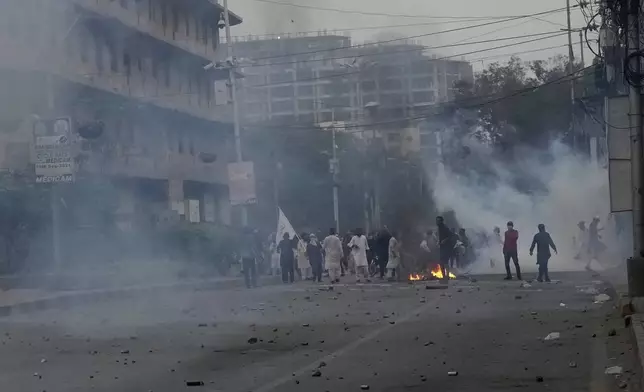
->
[376,227,392,279]
[306,234,324,283]
[323,228,343,283]
[529,224,558,283]
[386,230,401,281]
[436,216,455,284]
[503,221,522,280]
[240,227,259,289]
[277,232,296,283]
[348,228,370,283]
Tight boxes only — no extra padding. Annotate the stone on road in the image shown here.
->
[0,272,638,392]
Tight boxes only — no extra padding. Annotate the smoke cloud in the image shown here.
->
[426,134,628,274]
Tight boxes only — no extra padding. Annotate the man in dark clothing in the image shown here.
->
[306,234,324,283]
[240,227,259,289]
[529,224,558,283]
[503,221,522,280]
[277,232,296,283]
[436,216,455,284]
[376,228,392,279]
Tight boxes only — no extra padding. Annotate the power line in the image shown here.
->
[241,6,574,62]
[248,0,567,20]
[242,31,564,68]
[231,13,570,41]
[468,44,569,63]
[243,33,569,89]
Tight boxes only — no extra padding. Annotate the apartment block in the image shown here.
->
[0,0,242,227]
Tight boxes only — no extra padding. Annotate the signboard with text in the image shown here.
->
[33,118,74,183]
[228,161,257,206]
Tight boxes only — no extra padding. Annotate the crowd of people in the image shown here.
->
[238,214,609,288]
[264,227,402,286]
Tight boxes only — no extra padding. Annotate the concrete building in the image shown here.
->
[233,33,473,154]
[0,0,242,228]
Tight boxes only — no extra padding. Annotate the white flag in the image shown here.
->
[277,208,297,243]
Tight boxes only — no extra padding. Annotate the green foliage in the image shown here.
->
[457,55,588,149]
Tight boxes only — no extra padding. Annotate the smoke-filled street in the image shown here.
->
[0,272,637,392]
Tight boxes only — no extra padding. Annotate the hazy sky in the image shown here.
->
[228,0,595,70]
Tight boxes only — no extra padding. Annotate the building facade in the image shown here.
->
[0,0,242,229]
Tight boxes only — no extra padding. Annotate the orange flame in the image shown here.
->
[409,274,424,281]
[429,264,457,279]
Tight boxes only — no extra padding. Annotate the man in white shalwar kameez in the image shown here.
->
[296,233,311,280]
[348,228,370,282]
[323,228,343,283]
[386,231,401,281]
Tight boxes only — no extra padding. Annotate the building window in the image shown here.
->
[151,58,158,79]
[108,43,118,72]
[164,63,171,87]
[94,35,103,73]
[161,2,167,28]
[202,21,208,45]
[79,32,89,63]
[123,52,131,77]
[172,6,179,33]
[148,0,155,21]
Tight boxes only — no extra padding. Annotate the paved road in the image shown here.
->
[0,272,638,392]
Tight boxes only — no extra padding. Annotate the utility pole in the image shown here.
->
[627,0,644,295]
[566,0,576,148]
[47,74,62,271]
[579,30,585,66]
[331,110,340,234]
[223,0,247,226]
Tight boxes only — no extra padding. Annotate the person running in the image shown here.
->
[529,224,558,283]
[277,232,296,283]
[323,228,343,283]
[386,230,401,281]
[348,228,370,283]
[306,234,324,283]
[503,221,522,280]
[436,216,455,284]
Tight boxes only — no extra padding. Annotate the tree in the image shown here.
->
[468,55,585,149]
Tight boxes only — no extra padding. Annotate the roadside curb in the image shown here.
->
[0,276,281,318]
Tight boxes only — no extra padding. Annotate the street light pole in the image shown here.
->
[222,0,247,226]
[566,0,576,149]
[331,109,340,234]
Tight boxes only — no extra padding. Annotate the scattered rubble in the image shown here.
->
[568,361,577,368]
[520,282,532,288]
[448,371,458,376]
[247,337,258,344]
[605,366,623,375]
[360,385,370,390]
[515,295,522,300]
[312,369,322,377]
[543,332,560,341]
[186,381,204,387]
[536,376,544,383]
[594,294,611,304]
[319,361,327,367]
[608,329,617,337]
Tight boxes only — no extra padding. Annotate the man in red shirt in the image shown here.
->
[503,221,522,280]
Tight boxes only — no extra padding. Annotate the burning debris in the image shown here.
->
[409,265,456,281]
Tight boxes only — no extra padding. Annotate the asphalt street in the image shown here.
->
[0,271,639,392]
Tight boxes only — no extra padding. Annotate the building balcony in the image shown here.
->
[77,150,228,185]
[0,36,232,123]
[71,0,242,62]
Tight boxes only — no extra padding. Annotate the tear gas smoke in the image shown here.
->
[427,136,630,274]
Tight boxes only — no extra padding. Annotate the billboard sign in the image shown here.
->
[33,117,74,183]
